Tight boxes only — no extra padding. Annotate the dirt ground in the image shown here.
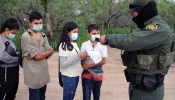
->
[16,48,175,100]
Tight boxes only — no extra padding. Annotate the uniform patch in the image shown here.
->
[146,24,158,31]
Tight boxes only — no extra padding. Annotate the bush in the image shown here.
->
[13,27,134,51]
[13,30,24,51]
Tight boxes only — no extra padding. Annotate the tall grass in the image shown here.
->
[13,27,133,51]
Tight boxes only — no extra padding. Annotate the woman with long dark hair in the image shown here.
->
[58,22,87,100]
[0,18,20,100]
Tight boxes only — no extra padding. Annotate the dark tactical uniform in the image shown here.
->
[105,0,175,100]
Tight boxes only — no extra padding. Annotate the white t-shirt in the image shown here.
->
[59,42,82,77]
[81,40,108,59]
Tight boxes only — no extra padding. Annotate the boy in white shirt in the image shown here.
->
[81,24,108,100]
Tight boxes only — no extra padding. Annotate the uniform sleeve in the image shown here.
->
[43,33,51,51]
[21,33,41,58]
[107,26,169,51]
[0,39,19,64]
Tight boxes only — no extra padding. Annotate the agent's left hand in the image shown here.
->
[100,35,107,45]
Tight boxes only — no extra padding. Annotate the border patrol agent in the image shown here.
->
[100,0,175,100]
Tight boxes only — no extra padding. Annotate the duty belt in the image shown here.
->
[125,70,164,92]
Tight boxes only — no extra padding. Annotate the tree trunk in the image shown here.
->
[44,0,54,40]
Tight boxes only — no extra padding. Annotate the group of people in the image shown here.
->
[0,0,174,100]
[0,11,107,100]
[58,22,107,100]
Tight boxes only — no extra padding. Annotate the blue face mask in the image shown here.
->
[7,33,16,40]
[32,24,43,32]
[71,33,78,41]
[91,35,100,42]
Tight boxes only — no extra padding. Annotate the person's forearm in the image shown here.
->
[87,58,107,69]
[0,52,19,64]
[87,69,97,76]
[107,29,168,51]
[34,51,52,61]
[60,55,81,69]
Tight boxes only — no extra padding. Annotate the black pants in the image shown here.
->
[0,66,19,100]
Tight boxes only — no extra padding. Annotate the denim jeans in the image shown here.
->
[29,85,47,100]
[61,75,79,100]
[82,78,102,100]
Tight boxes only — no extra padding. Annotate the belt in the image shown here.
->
[130,73,164,92]
[83,69,103,74]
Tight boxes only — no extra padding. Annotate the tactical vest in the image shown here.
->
[121,35,175,75]
[121,37,175,92]
[121,34,175,75]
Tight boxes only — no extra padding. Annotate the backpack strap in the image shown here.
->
[27,31,33,36]
[41,32,46,38]
[5,41,10,49]
[27,31,46,38]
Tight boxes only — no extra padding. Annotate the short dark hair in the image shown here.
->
[88,24,99,33]
[29,11,42,22]
[0,18,19,33]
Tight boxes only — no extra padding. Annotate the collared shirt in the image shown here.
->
[81,40,108,80]
[81,40,108,58]
[21,30,51,89]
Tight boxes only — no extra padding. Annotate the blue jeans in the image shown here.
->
[82,78,102,100]
[29,85,47,100]
[61,75,79,100]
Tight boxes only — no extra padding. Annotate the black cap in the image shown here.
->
[126,0,154,13]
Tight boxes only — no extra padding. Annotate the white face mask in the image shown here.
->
[91,35,100,42]
[32,24,43,32]
[70,33,78,41]
[7,33,16,40]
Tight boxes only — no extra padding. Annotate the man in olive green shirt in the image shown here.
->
[100,0,174,100]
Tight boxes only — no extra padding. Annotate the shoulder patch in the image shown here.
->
[146,24,158,31]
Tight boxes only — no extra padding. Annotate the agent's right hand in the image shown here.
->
[79,52,87,59]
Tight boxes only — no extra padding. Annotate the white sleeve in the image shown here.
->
[101,46,108,58]
[80,43,86,52]
[59,44,81,69]
[60,55,81,69]
[59,44,68,57]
